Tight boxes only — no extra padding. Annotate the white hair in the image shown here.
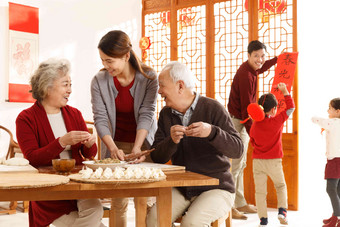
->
[161,61,196,89]
[30,58,71,101]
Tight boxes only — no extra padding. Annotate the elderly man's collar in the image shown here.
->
[171,92,199,116]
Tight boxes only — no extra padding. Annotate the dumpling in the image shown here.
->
[92,167,103,179]
[103,167,113,179]
[80,167,93,179]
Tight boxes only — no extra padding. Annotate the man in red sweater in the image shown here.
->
[250,83,295,226]
[227,40,277,219]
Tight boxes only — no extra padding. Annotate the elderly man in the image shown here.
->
[146,61,243,226]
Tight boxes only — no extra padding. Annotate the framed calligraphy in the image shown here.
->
[8,2,39,103]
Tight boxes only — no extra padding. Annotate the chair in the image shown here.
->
[0,125,29,214]
[1,126,22,160]
[85,121,101,160]
[175,209,232,227]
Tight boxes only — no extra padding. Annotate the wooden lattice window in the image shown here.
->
[257,0,296,133]
[142,0,298,210]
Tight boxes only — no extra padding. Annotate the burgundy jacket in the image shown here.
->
[16,101,97,227]
[227,57,277,134]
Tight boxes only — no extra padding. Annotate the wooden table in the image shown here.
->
[0,166,219,227]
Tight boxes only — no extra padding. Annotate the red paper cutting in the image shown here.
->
[270,52,298,115]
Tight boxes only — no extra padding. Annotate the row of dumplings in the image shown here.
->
[79,166,165,180]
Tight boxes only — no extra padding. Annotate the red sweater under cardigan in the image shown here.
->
[16,101,97,227]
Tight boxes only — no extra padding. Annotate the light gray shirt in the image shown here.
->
[91,69,158,159]
[171,92,199,126]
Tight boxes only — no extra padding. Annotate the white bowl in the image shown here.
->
[82,160,126,170]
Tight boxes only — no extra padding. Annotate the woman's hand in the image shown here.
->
[59,131,92,147]
[82,134,96,148]
[109,147,125,161]
[128,146,145,164]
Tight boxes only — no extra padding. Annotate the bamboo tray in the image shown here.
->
[68,173,166,184]
[0,173,69,189]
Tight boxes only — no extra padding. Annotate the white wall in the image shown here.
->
[0,0,339,215]
[297,0,340,217]
[0,0,141,158]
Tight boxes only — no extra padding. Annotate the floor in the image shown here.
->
[0,200,331,227]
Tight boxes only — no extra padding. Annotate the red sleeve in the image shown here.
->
[16,111,65,167]
[271,95,295,127]
[257,57,277,74]
[238,72,255,134]
[284,95,295,110]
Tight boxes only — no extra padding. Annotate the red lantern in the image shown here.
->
[139,37,151,50]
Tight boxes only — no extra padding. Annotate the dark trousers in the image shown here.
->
[327,178,340,216]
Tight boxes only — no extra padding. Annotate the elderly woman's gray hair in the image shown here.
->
[161,61,196,89]
[30,58,70,102]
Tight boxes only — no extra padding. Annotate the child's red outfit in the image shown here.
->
[250,95,295,223]
[251,95,295,159]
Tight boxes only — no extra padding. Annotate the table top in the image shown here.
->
[0,166,219,202]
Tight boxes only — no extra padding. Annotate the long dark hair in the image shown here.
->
[98,30,154,80]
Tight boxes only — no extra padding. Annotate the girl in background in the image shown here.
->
[312,98,340,227]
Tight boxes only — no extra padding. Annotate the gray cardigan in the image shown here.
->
[91,69,158,159]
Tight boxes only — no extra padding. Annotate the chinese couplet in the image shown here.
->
[270,52,298,114]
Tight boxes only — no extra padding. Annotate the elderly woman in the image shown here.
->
[16,58,106,227]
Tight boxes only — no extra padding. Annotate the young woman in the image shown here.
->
[91,30,158,227]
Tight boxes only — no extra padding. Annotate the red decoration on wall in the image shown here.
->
[160,8,195,29]
[9,2,39,34]
[139,37,151,50]
[160,11,170,27]
[270,52,299,115]
[8,2,39,103]
[244,0,287,14]
[245,0,286,23]
[179,8,195,27]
